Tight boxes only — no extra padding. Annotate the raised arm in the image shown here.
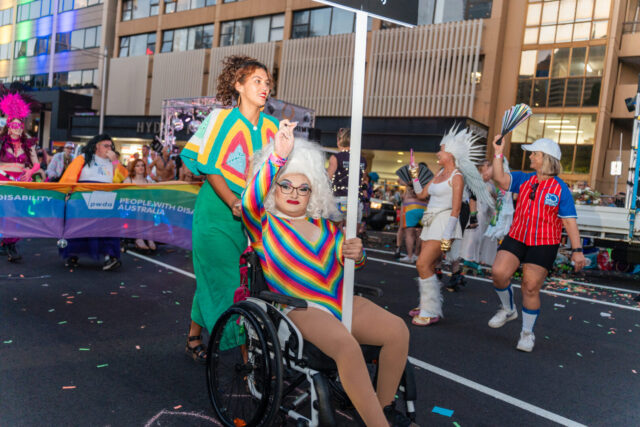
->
[241,119,297,242]
[491,134,511,191]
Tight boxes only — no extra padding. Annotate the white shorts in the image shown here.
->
[277,301,334,317]
[420,208,463,241]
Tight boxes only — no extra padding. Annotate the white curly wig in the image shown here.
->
[250,138,342,220]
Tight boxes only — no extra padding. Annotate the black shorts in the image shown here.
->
[459,202,470,236]
[498,235,559,271]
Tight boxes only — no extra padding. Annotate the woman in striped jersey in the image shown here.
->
[490,136,587,352]
[241,122,412,427]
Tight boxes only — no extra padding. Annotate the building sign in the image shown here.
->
[136,121,162,134]
[611,160,623,176]
[314,0,418,26]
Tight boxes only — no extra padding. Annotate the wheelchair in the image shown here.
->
[206,250,417,427]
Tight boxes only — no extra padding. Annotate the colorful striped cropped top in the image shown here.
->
[241,153,365,320]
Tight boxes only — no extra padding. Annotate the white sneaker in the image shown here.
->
[488,307,518,328]
[516,331,535,352]
[399,255,413,263]
[410,254,418,263]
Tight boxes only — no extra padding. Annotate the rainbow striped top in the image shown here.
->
[241,154,365,320]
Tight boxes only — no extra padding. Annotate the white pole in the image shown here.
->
[47,0,60,87]
[341,11,368,332]
[614,132,621,195]
[99,48,108,134]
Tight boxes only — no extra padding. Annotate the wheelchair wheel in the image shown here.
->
[207,302,283,427]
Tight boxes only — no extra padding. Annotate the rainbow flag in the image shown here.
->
[0,183,68,239]
[63,183,199,249]
[0,183,199,250]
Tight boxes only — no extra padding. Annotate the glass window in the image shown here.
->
[526,2,542,26]
[509,143,524,170]
[30,0,41,20]
[516,79,533,105]
[252,16,270,43]
[565,79,583,106]
[71,29,84,50]
[122,0,132,20]
[331,8,354,35]
[586,45,605,76]
[294,10,309,26]
[68,70,82,86]
[557,114,580,144]
[220,22,234,46]
[559,145,574,171]
[576,0,593,20]
[418,0,436,25]
[533,79,548,107]
[548,78,566,106]
[578,114,596,144]
[570,47,586,76]
[309,8,331,37]
[165,0,175,13]
[56,32,71,52]
[174,28,187,51]
[84,27,97,48]
[591,20,608,39]
[555,23,572,42]
[524,27,538,44]
[81,69,93,84]
[541,1,559,25]
[75,0,87,8]
[512,118,528,143]
[557,0,576,23]
[582,77,601,106]
[176,0,189,12]
[551,47,570,78]
[593,0,611,19]
[573,145,592,173]
[519,50,537,78]
[26,38,36,56]
[536,50,551,77]
[527,114,544,144]
[539,25,556,43]
[542,113,563,140]
[161,30,173,52]
[572,22,590,40]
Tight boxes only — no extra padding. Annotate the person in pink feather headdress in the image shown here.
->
[0,91,40,262]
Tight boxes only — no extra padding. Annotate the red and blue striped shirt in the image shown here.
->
[507,172,577,246]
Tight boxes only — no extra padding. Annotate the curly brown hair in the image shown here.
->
[128,158,148,178]
[216,55,273,107]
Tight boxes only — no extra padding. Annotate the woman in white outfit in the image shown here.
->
[408,127,493,326]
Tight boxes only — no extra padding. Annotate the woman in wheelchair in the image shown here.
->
[240,120,412,426]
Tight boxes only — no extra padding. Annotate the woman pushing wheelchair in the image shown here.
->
[241,120,413,427]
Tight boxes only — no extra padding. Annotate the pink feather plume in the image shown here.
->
[0,93,31,121]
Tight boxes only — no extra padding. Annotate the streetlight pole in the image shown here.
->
[99,48,108,134]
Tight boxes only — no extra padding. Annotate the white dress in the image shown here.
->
[420,170,463,242]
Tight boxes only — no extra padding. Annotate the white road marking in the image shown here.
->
[130,251,595,425]
[127,250,196,279]
[366,247,640,295]
[144,409,221,426]
[366,255,640,312]
[408,357,587,427]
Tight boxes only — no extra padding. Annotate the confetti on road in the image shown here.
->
[62,386,76,390]
[48,309,55,312]
[554,303,565,308]
[3,340,12,344]
[136,345,141,350]
[576,352,583,357]
[633,370,637,374]
[58,321,67,325]
[96,364,109,368]
[432,406,454,417]
[78,348,90,351]
[453,423,461,427]
[173,405,182,410]
[600,312,611,318]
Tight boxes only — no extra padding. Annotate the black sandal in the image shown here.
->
[186,335,207,365]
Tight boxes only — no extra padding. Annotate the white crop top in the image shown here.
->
[427,169,461,209]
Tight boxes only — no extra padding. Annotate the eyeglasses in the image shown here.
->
[529,183,539,201]
[277,181,311,196]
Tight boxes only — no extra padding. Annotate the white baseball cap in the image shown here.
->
[64,142,75,148]
[522,138,561,161]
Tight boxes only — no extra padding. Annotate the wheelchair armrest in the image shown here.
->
[259,290,308,309]
[354,283,384,298]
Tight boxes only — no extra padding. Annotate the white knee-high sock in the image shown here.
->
[522,307,540,333]
[494,285,515,312]
[418,275,443,318]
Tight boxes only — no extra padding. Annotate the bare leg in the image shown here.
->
[188,320,203,345]
[351,296,409,407]
[491,250,521,290]
[520,263,547,310]
[405,228,415,258]
[287,307,388,427]
[416,240,442,279]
